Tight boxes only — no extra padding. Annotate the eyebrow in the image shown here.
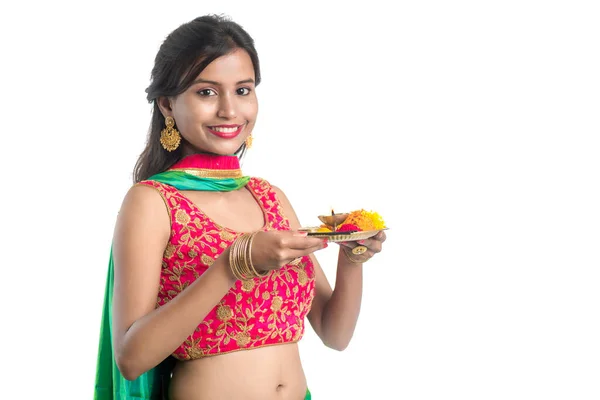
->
[192,78,255,85]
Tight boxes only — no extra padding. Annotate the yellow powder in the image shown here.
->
[343,209,386,231]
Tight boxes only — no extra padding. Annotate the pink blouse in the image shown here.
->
[138,177,316,360]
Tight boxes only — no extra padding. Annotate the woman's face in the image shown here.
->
[162,48,258,156]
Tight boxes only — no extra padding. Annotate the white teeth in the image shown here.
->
[211,126,239,133]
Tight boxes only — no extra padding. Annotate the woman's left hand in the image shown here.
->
[338,230,387,263]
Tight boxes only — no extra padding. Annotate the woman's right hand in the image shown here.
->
[249,230,328,272]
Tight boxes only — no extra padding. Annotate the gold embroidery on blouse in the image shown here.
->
[148,178,315,360]
[216,305,233,321]
[235,332,251,347]
[175,209,191,225]
[201,253,214,266]
[164,243,176,259]
[219,230,235,241]
[241,280,255,292]
[271,296,283,312]
[297,269,308,286]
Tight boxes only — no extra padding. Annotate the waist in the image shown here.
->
[169,343,307,400]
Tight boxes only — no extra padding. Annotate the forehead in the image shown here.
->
[196,49,255,82]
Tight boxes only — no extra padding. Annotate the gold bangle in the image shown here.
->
[246,232,269,277]
[237,233,253,279]
[229,232,268,280]
[229,234,248,280]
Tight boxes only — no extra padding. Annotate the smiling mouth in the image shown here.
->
[206,124,245,139]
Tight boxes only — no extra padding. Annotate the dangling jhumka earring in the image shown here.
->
[244,134,253,149]
[160,116,181,152]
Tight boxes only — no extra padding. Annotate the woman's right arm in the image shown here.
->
[112,185,327,381]
[112,185,238,381]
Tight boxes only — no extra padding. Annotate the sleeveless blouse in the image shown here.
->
[138,177,316,360]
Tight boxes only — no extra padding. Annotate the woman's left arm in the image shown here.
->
[273,186,386,351]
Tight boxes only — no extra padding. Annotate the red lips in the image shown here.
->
[207,124,244,139]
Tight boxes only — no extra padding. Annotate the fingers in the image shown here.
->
[374,230,387,242]
[281,240,327,266]
[340,245,375,263]
[287,231,328,251]
[339,239,382,254]
[298,239,328,254]
[361,231,386,248]
[287,231,328,262]
[272,229,387,267]
[268,230,328,259]
[337,230,386,255]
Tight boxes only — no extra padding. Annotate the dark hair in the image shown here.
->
[133,14,261,183]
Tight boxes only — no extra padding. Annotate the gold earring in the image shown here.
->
[245,134,253,149]
[160,116,181,151]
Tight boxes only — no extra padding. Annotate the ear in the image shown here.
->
[157,96,173,119]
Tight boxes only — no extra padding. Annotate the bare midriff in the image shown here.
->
[169,343,307,400]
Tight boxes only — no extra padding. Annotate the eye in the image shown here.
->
[197,88,216,96]
[236,87,251,96]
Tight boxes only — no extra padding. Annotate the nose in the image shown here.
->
[217,94,237,119]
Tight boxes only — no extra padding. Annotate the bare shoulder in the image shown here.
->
[114,183,171,248]
[121,183,168,212]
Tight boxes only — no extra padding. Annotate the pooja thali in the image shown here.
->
[299,210,388,242]
[300,228,388,243]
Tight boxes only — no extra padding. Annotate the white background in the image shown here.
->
[1,0,599,399]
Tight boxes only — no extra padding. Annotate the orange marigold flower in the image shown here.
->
[343,209,386,231]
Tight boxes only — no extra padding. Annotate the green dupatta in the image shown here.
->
[94,157,250,400]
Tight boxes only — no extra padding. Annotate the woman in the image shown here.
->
[94,14,386,400]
